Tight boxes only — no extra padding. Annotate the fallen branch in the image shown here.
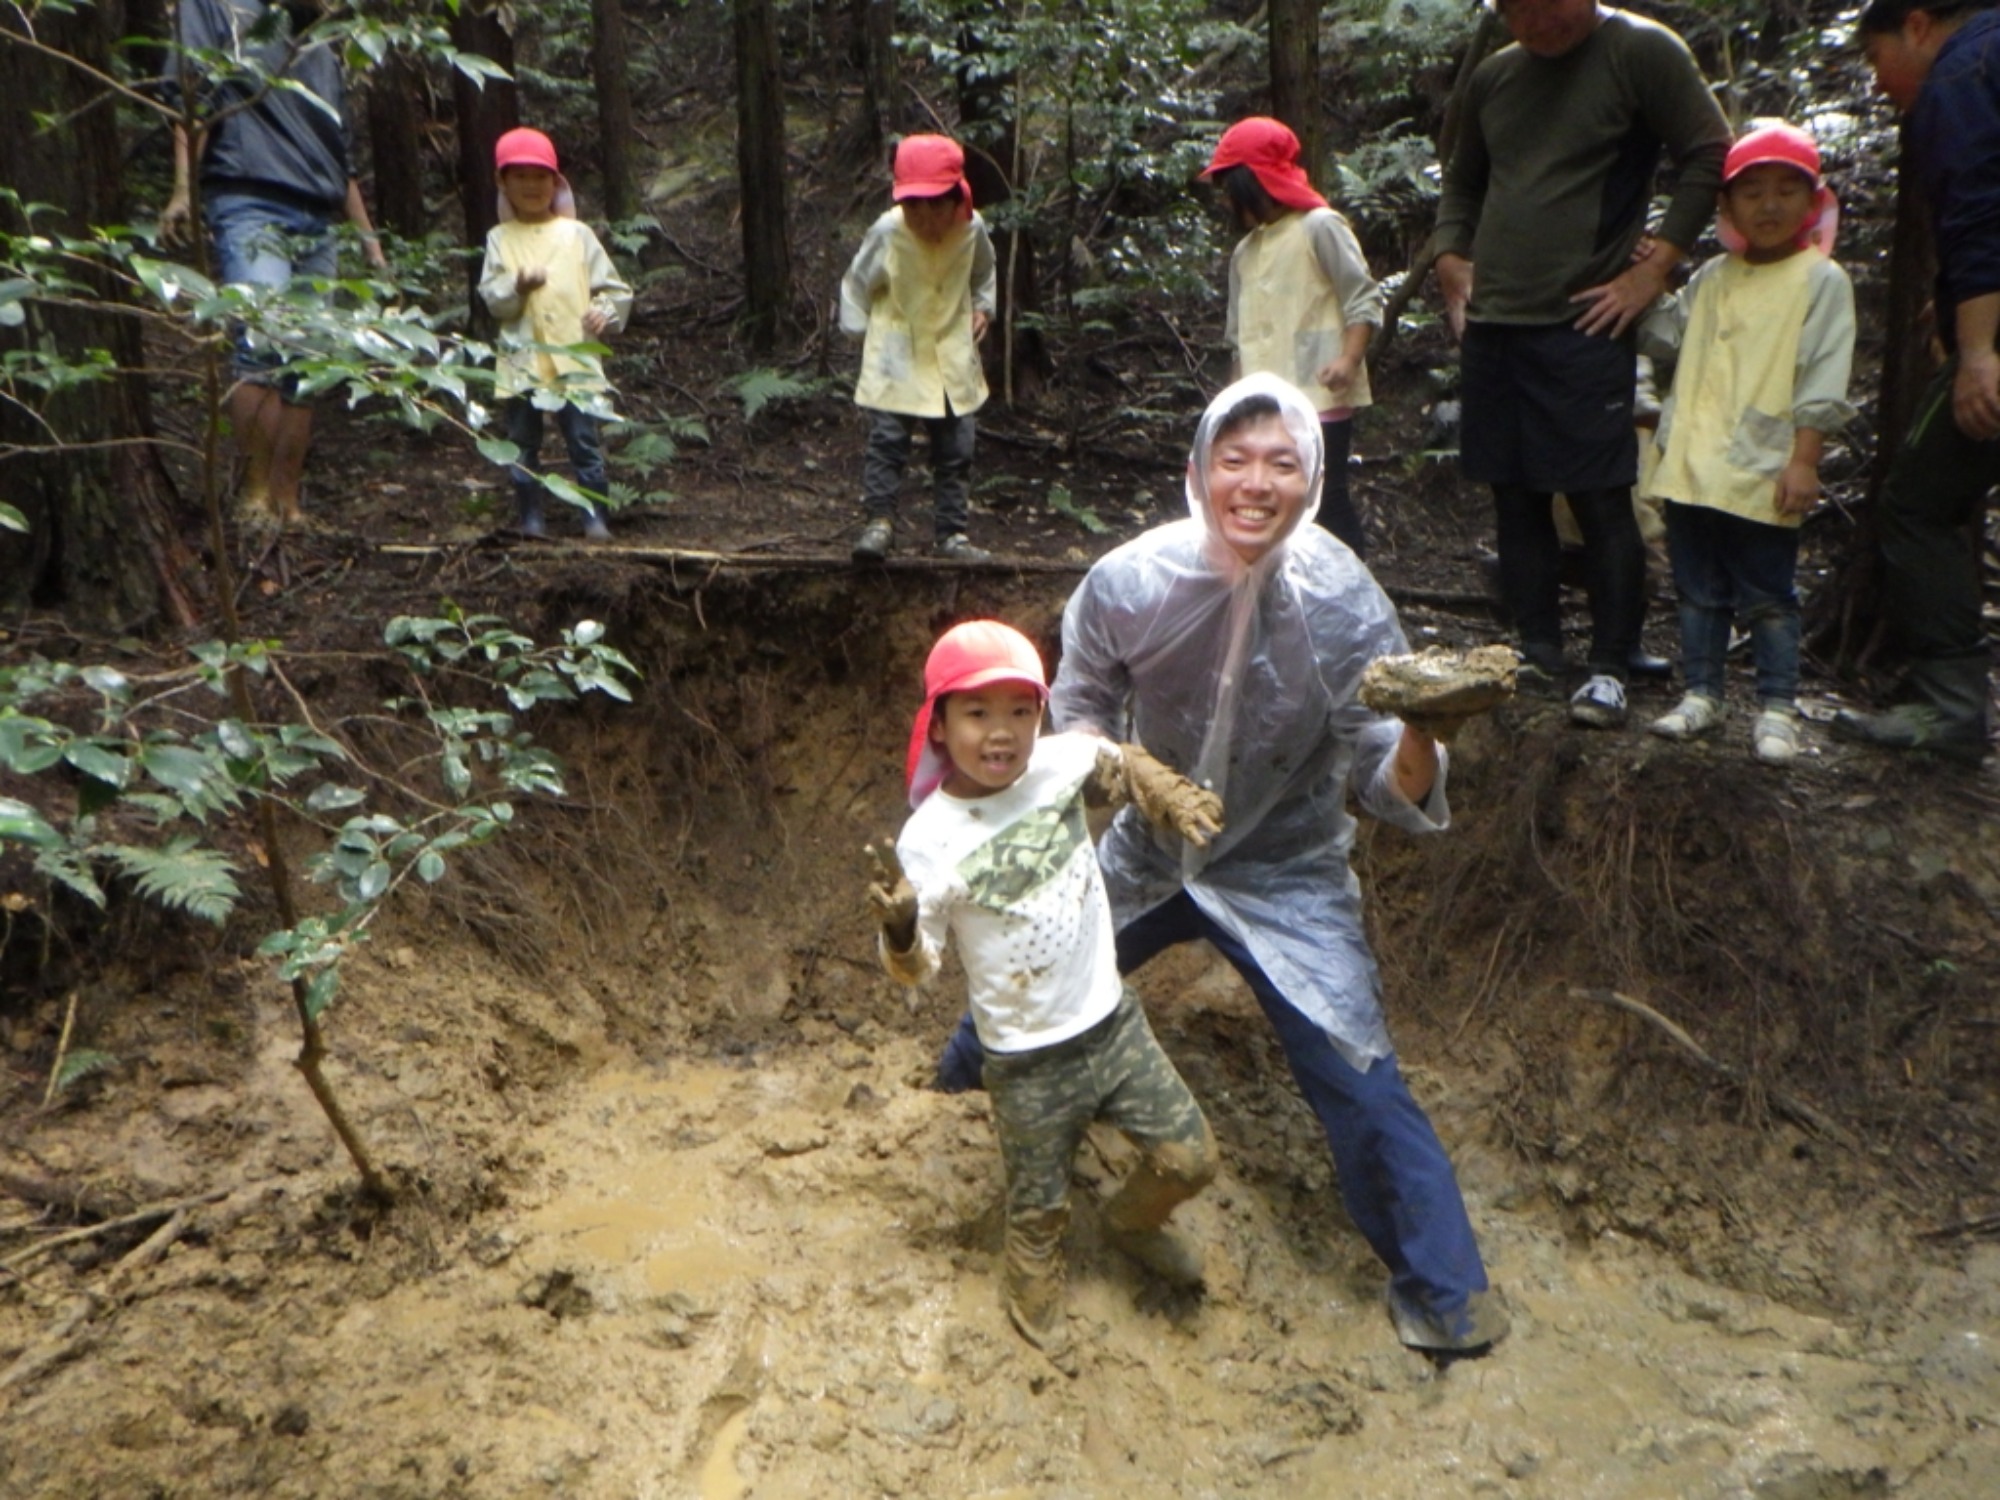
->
[375,540,1092,575]
[1917,1212,2000,1242]
[40,989,79,1108]
[0,1294,96,1398]
[0,1167,126,1223]
[1572,987,1859,1151]
[100,1208,188,1292]
[0,1187,228,1276]
[0,1210,190,1403]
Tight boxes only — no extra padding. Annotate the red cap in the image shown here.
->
[1202,117,1328,214]
[495,127,560,175]
[1723,122,1820,186]
[892,135,973,218]
[1718,121,1838,256]
[905,620,1048,806]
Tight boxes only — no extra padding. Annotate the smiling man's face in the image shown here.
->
[1203,414,1311,565]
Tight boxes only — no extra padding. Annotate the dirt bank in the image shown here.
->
[3,567,1997,1498]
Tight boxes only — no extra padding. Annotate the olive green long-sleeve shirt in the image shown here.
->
[1435,10,1730,325]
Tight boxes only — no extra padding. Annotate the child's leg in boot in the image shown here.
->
[927,411,979,550]
[1003,1205,1072,1357]
[986,1040,1095,1369]
[1095,992,1217,1286]
[854,410,913,558]
[557,404,612,540]
[505,398,547,537]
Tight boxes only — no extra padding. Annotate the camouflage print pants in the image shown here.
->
[984,991,1216,1235]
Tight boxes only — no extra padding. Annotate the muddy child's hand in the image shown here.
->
[865,841,918,951]
[582,307,611,338]
[1119,744,1223,848]
[516,266,548,296]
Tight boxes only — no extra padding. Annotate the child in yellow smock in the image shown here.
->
[841,134,997,564]
[1204,117,1382,556]
[1642,122,1855,766]
[476,127,633,541]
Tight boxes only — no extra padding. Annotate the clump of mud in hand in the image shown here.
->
[1359,644,1518,740]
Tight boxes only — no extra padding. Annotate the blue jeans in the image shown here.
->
[207,187,339,388]
[503,398,608,517]
[937,891,1491,1331]
[1664,501,1801,705]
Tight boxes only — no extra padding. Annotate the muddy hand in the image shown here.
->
[864,840,918,950]
[1120,744,1223,848]
[1401,713,1469,744]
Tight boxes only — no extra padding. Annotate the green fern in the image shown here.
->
[101,836,241,924]
[55,1049,116,1092]
[726,368,827,423]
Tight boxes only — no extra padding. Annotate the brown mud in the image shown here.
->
[4,560,1998,1498]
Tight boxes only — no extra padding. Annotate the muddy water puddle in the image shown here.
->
[2,1020,1992,1498]
[434,1045,1996,1498]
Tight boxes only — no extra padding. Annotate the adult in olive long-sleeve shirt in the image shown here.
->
[1433,0,1729,729]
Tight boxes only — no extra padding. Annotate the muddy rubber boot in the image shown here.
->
[515,494,547,539]
[1101,1149,1212,1289]
[1004,1208,1077,1376]
[583,505,612,543]
[1103,1223,1205,1288]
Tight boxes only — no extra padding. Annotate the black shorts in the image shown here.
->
[1460,321,1637,492]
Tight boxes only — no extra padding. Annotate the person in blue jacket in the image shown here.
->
[1838,0,2000,764]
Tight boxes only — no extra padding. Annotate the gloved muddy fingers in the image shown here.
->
[864,839,918,952]
[1116,743,1223,847]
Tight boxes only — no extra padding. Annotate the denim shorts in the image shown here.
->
[207,187,339,385]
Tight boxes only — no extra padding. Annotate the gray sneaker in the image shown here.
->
[851,517,893,563]
[936,532,991,562]
[1831,703,1986,765]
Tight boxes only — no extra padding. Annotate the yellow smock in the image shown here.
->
[840,208,995,419]
[477,218,633,408]
[1647,251,1835,528]
[1229,209,1374,414]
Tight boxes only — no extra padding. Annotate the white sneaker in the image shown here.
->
[1753,707,1802,766]
[1569,673,1627,729]
[1649,692,1725,741]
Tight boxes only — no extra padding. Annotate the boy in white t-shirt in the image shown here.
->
[866,620,1224,1368]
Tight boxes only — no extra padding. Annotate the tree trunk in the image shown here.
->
[845,0,898,162]
[734,0,794,354]
[591,0,639,224]
[1268,0,1321,181]
[0,4,194,631]
[954,29,1048,404]
[365,53,429,240]
[450,4,520,328]
[1375,7,1506,351]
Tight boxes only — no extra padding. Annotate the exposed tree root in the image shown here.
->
[1574,987,1859,1151]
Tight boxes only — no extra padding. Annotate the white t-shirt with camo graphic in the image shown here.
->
[887,732,1123,1054]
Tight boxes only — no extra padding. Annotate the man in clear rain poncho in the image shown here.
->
[936,372,1508,1353]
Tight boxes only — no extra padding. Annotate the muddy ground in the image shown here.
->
[3,540,1999,1497]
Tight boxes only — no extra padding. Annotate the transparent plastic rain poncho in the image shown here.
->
[1050,372,1450,1069]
